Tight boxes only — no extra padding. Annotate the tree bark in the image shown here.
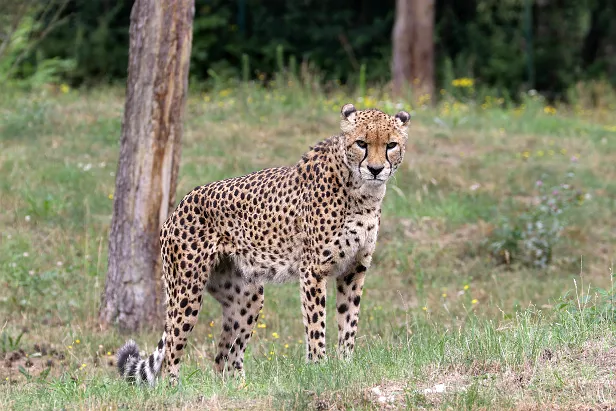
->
[99,0,194,333]
[392,0,435,102]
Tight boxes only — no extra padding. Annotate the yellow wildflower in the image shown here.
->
[544,106,556,115]
[472,299,478,304]
[451,78,474,88]
[272,332,279,339]
[60,84,70,94]
[464,284,469,290]
[417,93,431,106]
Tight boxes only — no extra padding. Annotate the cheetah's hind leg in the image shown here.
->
[206,261,264,380]
[162,240,219,386]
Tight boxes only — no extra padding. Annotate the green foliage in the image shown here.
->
[241,53,250,83]
[288,55,297,78]
[358,63,366,98]
[11,0,615,97]
[1,330,24,354]
[487,171,584,268]
[0,2,75,88]
[557,268,616,324]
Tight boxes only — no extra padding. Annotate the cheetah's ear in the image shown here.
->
[394,110,411,129]
[340,103,357,133]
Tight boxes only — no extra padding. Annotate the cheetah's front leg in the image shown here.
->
[300,272,328,362]
[336,264,367,359]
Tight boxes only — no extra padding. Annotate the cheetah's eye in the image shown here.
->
[355,140,367,149]
[386,142,398,150]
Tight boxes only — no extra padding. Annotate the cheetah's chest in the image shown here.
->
[325,213,380,277]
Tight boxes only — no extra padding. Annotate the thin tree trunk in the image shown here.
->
[392,0,435,103]
[392,0,413,97]
[99,0,194,333]
[410,0,435,101]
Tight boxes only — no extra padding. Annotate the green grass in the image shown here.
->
[1,84,616,409]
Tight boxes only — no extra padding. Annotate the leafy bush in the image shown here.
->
[487,172,584,268]
[0,1,75,88]
[557,270,616,324]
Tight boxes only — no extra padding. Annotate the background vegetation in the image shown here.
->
[2,0,616,99]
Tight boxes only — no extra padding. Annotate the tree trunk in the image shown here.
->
[392,0,435,103]
[99,0,194,333]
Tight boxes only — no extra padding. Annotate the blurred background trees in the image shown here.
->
[392,0,435,101]
[1,0,615,100]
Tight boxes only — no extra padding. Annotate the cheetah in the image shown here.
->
[116,103,411,386]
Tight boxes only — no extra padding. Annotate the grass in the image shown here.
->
[1,82,616,409]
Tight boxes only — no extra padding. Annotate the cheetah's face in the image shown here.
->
[340,103,410,185]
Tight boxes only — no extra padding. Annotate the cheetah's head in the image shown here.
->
[339,103,410,185]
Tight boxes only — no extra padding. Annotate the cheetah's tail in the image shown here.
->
[117,332,166,386]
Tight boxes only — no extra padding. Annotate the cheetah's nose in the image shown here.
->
[367,166,384,177]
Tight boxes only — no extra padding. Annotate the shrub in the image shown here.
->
[487,171,584,268]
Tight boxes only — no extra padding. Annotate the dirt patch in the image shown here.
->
[578,339,616,370]
[1,346,57,382]
[516,402,616,411]
[394,217,492,251]
[361,339,616,409]
[364,381,407,410]
[1,341,117,383]
[183,396,268,411]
